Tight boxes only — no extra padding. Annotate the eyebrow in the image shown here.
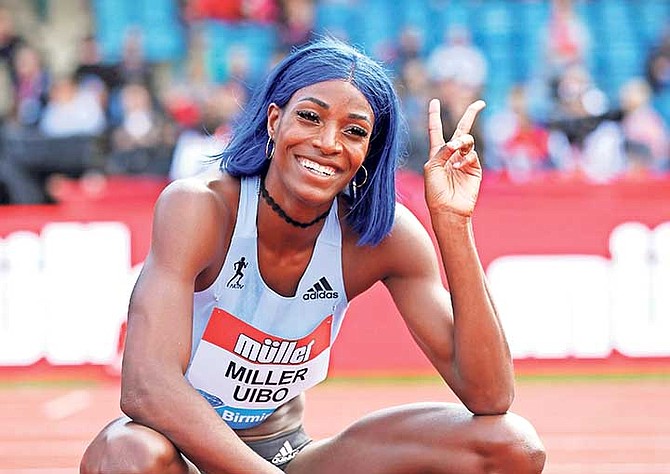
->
[297,96,372,124]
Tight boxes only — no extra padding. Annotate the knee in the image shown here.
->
[479,413,546,474]
[80,421,180,474]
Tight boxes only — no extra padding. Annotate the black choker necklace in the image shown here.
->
[260,178,330,229]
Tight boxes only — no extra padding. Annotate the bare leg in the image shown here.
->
[80,417,200,474]
[286,402,545,474]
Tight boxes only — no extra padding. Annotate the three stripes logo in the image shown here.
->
[302,276,339,301]
[271,440,298,465]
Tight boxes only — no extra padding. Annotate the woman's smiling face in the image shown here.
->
[266,80,375,206]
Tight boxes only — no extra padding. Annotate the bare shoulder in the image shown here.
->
[379,203,440,277]
[156,172,239,216]
[341,202,440,297]
[149,172,240,277]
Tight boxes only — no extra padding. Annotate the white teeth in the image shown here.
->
[299,158,335,177]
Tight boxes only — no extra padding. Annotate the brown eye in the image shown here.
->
[296,110,320,122]
[346,126,369,138]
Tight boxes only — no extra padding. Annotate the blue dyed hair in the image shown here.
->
[219,37,407,246]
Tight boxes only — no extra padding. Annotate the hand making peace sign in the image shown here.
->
[424,98,486,218]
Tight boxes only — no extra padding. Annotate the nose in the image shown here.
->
[314,124,342,155]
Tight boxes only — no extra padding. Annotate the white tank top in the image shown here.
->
[185,175,350,429]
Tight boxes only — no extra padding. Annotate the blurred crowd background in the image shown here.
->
[0,0,669,205]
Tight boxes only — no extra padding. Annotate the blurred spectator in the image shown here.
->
[0,6,24,85]
[485,85,551,181]
[396,57,431,175]
[106,82,172,176]
[426,25,487,93]
[547,63,625,182]
[276,0,316,53]
[73,35,120,139]
[173,25,212,103]
[389,25,424,75]
[543,0,591,76]
[162,82,202,132]
[118,29,153,88]
[549,63,610,132]
[106,28,155,127]
[0,0,667,197]
[10,43,50,127]
[39,74,106,138]
[169,80,247,180]
[645,26,670,94]
[426,25,487,165]
[530,0,591,121]
[227,44,256,93]
[74,34,122,102]
[619,77,669,176]
[0,7,23,121]
[644,25,670,126]
[75,35,121,90]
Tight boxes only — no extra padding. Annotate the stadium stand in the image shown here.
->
[0,0,669,203]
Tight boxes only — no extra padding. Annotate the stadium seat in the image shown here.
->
[92,0,186,63]
[138,0,187,62]
[314,1,355,41]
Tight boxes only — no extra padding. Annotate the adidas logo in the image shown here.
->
[302,277,339,301]
[271,440,298,465]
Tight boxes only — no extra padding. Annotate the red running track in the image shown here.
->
[0,377,668,474]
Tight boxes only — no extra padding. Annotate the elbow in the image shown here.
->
[120,382,146,420]
[120,369,158,420]
[120,360,188,422]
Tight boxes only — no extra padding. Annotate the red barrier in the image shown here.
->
[1,172,669,375]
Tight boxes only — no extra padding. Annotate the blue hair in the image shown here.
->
[219,37,407,247]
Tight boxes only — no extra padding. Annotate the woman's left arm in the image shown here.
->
[384,99,514,415]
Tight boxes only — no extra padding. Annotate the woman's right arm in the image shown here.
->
[120,179,283,474]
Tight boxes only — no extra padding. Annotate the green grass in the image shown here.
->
[323,370,670,386]
[515,370,670,383]
[323,373,444,386]
[0,378,102,390]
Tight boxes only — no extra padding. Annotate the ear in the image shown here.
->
[267,103,281,138]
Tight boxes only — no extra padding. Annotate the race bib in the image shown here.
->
[187,308,332,429]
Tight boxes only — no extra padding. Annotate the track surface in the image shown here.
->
[0,376,668,474]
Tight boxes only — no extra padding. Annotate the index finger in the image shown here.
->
[452,100,486,139]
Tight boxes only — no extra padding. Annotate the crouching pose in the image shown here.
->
[81,38,546,473]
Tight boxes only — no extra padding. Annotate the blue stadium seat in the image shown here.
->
[92,0,134,63]
[92,0,186,63]
[137,0,187,61]
[471,0,513,41]
[237,23,278,79]
[314,2,356,42]
[637,0,670,46]
[200,21,237,83]
[432,0,470,39]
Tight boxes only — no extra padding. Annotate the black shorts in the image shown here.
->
[243,426,312,471]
